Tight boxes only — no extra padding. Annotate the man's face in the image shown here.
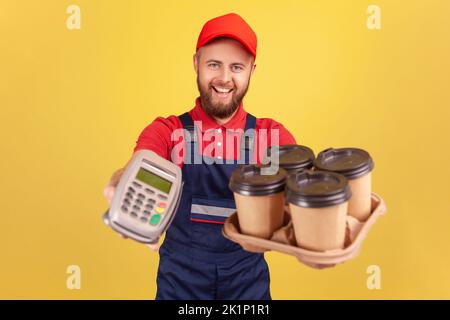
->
[194,38,256,119]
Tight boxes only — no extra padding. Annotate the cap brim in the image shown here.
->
[197,32,256,59]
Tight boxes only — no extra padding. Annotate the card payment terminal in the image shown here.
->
[103,150,183,244]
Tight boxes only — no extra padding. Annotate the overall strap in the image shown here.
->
[178,112,194,130]
[178,112,200,165]
[244,113,256,131]
[240,113,256,163]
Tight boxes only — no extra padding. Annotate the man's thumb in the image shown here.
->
[103,185,115,205]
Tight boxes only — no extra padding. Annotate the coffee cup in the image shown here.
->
[286,170,351,251]
[266,144,315,173]
[266,144,315,213]
[229,165,287,239]
[313,148,374,221]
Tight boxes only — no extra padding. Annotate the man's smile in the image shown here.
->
[211,85,234,98]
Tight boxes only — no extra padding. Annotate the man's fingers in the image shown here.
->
[302,261,336,269]
[103,185,116,205]
[146,243,160,252]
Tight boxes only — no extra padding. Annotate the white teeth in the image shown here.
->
[214,86,232,93]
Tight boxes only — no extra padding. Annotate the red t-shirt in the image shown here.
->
[134,97,297,166]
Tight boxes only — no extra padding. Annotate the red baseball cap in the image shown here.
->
[196,13,257,59]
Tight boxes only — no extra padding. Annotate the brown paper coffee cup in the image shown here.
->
[266,145,315,173]
[348,172,372,221]
[234,192,285,239]
[286,170,352,252]
[229,164,287,239]
[289,201,348,251]
[313,148,374,222]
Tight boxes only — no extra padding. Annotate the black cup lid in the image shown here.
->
[313,148,374,179]
[286,170,351,208]
[266,145,315,171]
[229,164,287,196]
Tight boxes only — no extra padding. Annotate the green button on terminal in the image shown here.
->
[150,214,161,226]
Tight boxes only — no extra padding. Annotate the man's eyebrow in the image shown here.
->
[205,59,222,64]
[205,59,246,67]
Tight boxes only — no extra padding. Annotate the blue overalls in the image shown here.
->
[155,112,271,300]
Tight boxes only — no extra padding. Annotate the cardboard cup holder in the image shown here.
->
[223,193,387,268]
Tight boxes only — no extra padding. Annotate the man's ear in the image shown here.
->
[251,63,257,76]
[193,53,198,74]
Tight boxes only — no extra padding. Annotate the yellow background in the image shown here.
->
[1,0,449,299]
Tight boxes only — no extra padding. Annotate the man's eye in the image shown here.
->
[208,63,219,69]
[232,65,243,72]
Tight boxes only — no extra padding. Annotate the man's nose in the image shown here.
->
[217,67,232,83]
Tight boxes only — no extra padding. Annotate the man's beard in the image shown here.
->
[197,75,250,119]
